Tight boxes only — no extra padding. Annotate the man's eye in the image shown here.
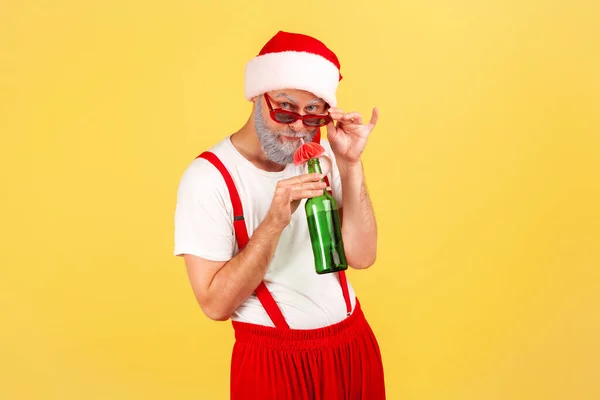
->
[306,105,318,112]
[280,102,291,108]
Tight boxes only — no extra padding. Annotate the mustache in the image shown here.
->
[276,129,317,139]
[277,129,302,137]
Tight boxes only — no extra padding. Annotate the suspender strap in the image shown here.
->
[338,270,352,315]
[198,152,249,245]
[323,174,353,316]
[197,151,290,329]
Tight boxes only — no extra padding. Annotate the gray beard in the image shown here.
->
[254,97,318,165]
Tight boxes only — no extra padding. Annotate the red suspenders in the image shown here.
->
[197,151,290,329]
[196,133,352,329]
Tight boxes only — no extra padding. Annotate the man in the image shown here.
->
[174,30,385,399]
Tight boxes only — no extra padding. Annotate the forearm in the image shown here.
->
[204,217,284,319]
[339,160,378,269]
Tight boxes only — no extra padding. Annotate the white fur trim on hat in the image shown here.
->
[244,51,339,107]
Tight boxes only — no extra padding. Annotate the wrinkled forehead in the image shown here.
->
[268,90,328,107]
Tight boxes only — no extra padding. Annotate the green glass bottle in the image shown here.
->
[305,158,348,274]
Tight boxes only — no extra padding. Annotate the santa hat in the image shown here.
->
[244,31,342,107]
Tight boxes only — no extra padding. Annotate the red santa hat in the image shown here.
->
[244,31,343,107]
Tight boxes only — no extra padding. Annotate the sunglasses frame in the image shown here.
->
[264,92,332,127]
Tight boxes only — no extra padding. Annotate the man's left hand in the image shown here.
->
[325,106,379,164]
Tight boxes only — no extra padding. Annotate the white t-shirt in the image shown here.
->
[174,135,357,329]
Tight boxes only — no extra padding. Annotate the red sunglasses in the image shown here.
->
[264,93,332,127]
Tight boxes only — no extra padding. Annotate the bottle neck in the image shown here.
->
[307,158,322,175]
[307,158,326,194]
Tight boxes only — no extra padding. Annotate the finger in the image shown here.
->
[367,107,379,130]
[326,119,340,141]
[290,181,326,200]
[328,109,345,121]
[297,172,324,183]
[292,181,327,191]
[341,112,363,125]
[292,189,327,200]
[278,173,324,187]
[327,107,344,115]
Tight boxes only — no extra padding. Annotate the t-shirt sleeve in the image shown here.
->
[322,140,344,206]
[173,158,235,261]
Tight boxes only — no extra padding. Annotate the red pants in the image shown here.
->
[230,299,386,399]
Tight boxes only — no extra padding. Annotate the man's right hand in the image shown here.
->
[265,173,327,230]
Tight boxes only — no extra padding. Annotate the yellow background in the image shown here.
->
[2,0,599,399]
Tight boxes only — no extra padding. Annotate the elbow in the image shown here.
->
[203,307,231,322]
[342,226,378,270]
[197,297,233,322]
[348,249,377,270]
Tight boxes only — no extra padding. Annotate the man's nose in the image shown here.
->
[288,119,304,132]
